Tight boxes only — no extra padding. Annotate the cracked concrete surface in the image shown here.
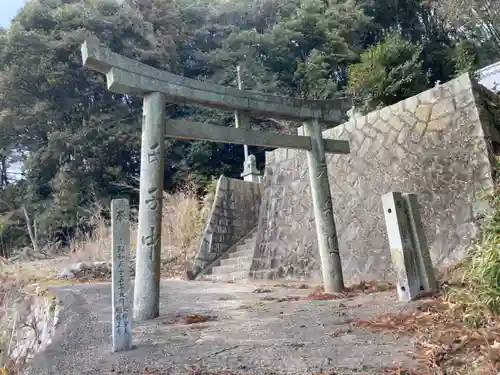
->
[23,280,422,375]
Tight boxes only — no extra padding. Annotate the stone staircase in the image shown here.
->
[203,229,257,281]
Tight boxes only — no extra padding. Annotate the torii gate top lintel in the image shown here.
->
[81,38,350,124]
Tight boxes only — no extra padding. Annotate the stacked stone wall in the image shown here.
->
[251,73,499,283]
[192,176,262,275]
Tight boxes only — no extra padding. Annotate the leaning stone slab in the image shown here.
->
[381,192,421,302]
[111,198,132,352]
[402,193,438,294]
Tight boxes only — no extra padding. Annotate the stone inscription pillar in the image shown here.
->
[133,92,165,321]
[304,119,345,293]
[111,198,132,351]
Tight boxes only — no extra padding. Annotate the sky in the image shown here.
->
[0,0,25,28]
[0,0,26,179]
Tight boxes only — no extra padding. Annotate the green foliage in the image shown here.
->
[205,176,219,196]
[452,39,480,76]
[0,0,497,255]
[463,165,500,308]
[445,158,500,327]
[347,33,429,113]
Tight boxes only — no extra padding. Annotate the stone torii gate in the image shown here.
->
[81,37,352,321]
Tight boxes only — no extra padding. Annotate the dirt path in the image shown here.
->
[23,280,423,375]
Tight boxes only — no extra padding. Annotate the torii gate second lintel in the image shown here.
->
[80,39,349,322]
[165,119,350,154]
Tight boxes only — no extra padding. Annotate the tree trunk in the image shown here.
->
[22,205,40,255]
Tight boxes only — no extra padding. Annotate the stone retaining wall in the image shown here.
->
[192,176,262,275]
[5,294,60,371]
[251,73,500,283]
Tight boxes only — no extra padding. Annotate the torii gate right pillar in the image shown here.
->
[302,121,345,293]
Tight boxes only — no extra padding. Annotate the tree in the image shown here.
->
[347,33,430,113]
[432,0,500,55]
[0,0,495,256]
[0,0,181,244]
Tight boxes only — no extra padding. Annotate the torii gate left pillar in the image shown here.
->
[134,92,165,320]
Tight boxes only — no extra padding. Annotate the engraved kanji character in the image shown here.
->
[141,227,159,247]
[145,187,160,210]
[115,209,126,223]
[148,142,161,163]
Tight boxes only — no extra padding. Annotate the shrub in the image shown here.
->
[445,157,500,327]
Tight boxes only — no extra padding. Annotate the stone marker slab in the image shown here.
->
[402,193,438,294]
[111,198,132,352]
[381,192,421,302]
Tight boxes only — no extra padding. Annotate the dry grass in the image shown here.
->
[0,274,20,371]
[159,185,206,277]
[70,182,207,277]
[0,269,40,374]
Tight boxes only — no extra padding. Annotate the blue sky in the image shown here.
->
[0,0,25,28]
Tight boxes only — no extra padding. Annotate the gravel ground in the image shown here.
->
[23,280,423,375]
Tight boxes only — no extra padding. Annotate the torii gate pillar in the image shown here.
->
[134,92,165,320]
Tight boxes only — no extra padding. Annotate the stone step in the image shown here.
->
[201,229,258,282]
[226,249,254,260]
[220,243,255,258]
[212,262,251,274]
[243,237,257,245]
[230,245,255,254]
[240,244,256,253]
[208,270,249,281]
[220,255,253,266]
[249,268,280,280]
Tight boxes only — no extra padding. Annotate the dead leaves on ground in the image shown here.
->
[252,288,273,294]
[271,283,310,289]
[256,281,396,304]
[302,281,395,301]
[163,314,217,325]
[352,299,500,373]
[259,295,301,302]
[184,367,422,375]
[345,280,395,294]
[184,314,216,324]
